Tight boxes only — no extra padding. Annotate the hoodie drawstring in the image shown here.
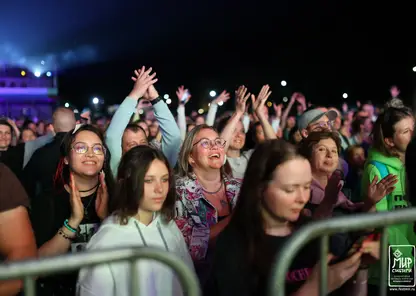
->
[134,221,169,252]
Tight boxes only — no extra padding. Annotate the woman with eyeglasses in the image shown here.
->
[175,124,241,285]
[30,124,114,296]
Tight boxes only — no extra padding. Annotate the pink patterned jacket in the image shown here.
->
[175,173,241,262]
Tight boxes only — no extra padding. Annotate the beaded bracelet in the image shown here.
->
[58,229,74,241]
[64,219,77,233]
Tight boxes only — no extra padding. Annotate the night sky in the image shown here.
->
[1,1,415,113]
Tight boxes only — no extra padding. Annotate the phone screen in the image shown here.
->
[181,91,189,102]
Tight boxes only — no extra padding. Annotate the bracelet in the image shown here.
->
[58,229,74,241]
[64,219,77,233]
[150,97,162,105]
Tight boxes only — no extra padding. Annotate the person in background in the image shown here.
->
[20,127,37,143]
[0,163,37,295]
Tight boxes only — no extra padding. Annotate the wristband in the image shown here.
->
[64,219,77,233]
[150,97,162,105]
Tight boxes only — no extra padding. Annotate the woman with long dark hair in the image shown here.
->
[30,124,114,295]
[206,140,372,296]
[77,145,193,296]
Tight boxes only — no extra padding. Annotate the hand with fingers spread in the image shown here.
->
[366,174,398,206]
[235,85,251,115]
[273,103,283,118]
[176,85,191,105]
[128,66,158,100]
[134,68,159,101]
[64,172,84,228]
[95,171,109,220]
[251,84,272,117]
[213,90,231,105]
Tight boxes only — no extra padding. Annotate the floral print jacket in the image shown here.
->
[175,173,241,262]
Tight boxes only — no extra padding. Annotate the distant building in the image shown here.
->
[0,65,58,121]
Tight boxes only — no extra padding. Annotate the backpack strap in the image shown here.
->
[369,161,391,211]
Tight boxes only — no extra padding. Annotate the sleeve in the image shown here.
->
[105,97,137,175]
[177,105,187,141]
[77,264,115,296]
[153,100,182,168]
[205,103,218,127]
[0,164,29,212]
[242,113,251,133]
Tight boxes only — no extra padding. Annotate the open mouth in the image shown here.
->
[82,161,97,165]
[209,153,220,159]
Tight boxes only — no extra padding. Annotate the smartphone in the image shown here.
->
[330,232,376,264]
[181,90,190,103]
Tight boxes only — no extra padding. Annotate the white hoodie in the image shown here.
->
[76,214,195,296]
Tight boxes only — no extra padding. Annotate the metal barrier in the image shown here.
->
[0,246,201,296]
[268,207,416,296]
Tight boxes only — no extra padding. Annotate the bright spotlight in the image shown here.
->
[92,97,99,104]
[46,71,52,77]
[34,71,41,78]
[342,93,348,99]
[266,101,272,107]
[283,97,288,102]
[209,90,216,97]
[163,94,169,99]
[64,102,70,108]
[198,109,204,114]
[166,98,172,104]
[41,60,45,65]
[20,71,26,77]
[218,101,224,106]
[413,66,416,72]
[281,80,287,86]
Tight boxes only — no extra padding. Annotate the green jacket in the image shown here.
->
[361,148,416,285]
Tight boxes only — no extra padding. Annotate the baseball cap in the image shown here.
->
[298,108,338,131]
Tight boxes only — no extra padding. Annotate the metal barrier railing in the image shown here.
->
[268,207,416,296]
[0,246,201,296]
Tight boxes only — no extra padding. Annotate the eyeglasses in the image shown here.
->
[72,142,106,155]
[193,138,226,149]
[309,120,333,131]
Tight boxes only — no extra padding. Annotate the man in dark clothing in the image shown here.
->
[22,107,76,200]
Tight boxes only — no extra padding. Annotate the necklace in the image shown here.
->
[201,181,223,194]
[83,191,97,217]
[79,183,99,193]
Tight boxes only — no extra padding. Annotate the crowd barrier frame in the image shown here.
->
[268,208,416,296]
[0,246,201,296]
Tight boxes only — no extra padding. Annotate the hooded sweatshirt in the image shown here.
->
[77,214,195,296]
[361,148,416,286]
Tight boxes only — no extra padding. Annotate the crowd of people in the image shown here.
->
[0,66,415,296]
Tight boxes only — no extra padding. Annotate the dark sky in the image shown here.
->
[1,1,415,113]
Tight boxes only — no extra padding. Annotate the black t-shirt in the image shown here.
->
[205,222,350,296]
[30,187,100,293]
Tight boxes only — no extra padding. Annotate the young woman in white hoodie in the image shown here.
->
[77,145,194,296]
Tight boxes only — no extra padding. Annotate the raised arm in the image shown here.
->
[251,85,277,140]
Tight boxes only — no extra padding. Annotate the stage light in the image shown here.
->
[34,71,41,78]
[281,80,287,86]
[163,94,169,99]
[21,71,26,77]
[46,71,52,77]
[166,98,172,104]
[92,97,99,104]
[342,93,348,99]
[283,97,288,102]
[267,101,272,107]
[209,90,216,97]
[41,60,45,65]
[64,102,69,108]
[218,101,224,106]
[198,109,204,114]
[413,66,416,72]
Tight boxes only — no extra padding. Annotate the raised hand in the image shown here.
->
[366,174,398,205]
[273,103,283,118]
[213,90,231,105]
[251,84,272,116]
[176,85,191,104]
[64,172,84,227]
[129,66,158,100]
[95,171,109,220]
[235,85,250,114]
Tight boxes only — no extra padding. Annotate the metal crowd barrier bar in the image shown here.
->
[0,246,201,296]
[268,207,416,296]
